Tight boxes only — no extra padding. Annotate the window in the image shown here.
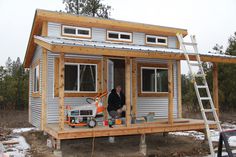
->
[146,35,168,46]
[107,31,132,42]
[141,67,168,93]
[64,63,97,92]
[33,64,40,93]
[62,25,91,38]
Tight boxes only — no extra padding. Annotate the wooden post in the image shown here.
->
[41,49,47,130]
[41,21,48,130]
[125,57,131,127]
[102,57,108,119]
[213,63,220,116]
[59,53,65,131]
[177,61,182,118]
[168,61,174,124]
[132,59,137,118]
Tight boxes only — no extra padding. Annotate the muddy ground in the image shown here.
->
[0,109,235,157]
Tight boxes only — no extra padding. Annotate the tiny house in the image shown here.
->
[24,9,236,148]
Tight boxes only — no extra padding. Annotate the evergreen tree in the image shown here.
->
[63,0,111,18]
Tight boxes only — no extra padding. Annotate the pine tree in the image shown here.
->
[63,0,111,18]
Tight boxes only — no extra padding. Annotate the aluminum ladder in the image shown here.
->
[177,33,222,157]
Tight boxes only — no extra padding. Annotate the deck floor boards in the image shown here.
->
[45,118,214,140]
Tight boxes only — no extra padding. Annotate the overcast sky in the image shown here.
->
[0,0,235,73]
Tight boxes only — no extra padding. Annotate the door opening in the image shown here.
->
[107,58,125,94]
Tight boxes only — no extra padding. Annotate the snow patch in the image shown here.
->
[12,127,37,134]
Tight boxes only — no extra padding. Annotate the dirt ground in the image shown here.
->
[0,109,235,157]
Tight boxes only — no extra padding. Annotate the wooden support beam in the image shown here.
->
[59,53,65,131]
[213,63,220,116]
[168,61,174,124]
[41,49,47,130]
[125,57,131,127]
[132,59,137,117]
[177,61,182,118]
[41,21,48,130]
[102,57,108,119]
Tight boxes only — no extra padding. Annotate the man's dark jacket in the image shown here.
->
[107,89,125,112]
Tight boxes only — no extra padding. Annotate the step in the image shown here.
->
[202,109,215,112]
[197,85,208,88]
[206,121,219,125]
[189,63,201,66]
[194,73,206,77]
[183,42,197,46]
[200,97,211,101]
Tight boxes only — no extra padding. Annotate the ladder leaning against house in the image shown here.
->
[176,33,222,157]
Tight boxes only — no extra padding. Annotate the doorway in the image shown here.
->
[107,58,125,94]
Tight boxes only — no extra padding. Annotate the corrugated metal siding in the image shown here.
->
[48,22,61,37]
[92,28,106,41]
[168,36,177,49]
[46,52,102,123]
[133,32,145,45]
[136,58,178,118]
[29,46,42,128]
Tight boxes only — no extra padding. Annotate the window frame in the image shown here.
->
[138,63,170,97]
[145,35,168,46]
[32,60,40,97]
[106,30,133,42]
[64,62,98,93]
[61,25,92,39]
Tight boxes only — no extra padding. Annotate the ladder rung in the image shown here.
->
[194,73,206,77]
[197,85,208,88]
[200,97,211,100]
[207,121,218,125]
[202,109,215,112]
[190,63,201,66]
[183,42,197,46]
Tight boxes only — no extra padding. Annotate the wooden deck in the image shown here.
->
[45,118,216,140]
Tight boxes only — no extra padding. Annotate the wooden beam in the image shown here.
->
[41,49,47,130]
[42,21,48,36]
[34,39,236,64]
[102,57,108,119]
[168,61,174,124]
[132,59,137,117]
[59,53,65,131]
[177,61,182,118]
[125,57,131,127]
[213,63,220,116]
[41,21,48,130]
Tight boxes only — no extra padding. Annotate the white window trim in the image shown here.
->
[62,25,91,38]
[107,30,132,42]
[146,35,168,46]
[64,63,97,93]
[141,66,168,93]
[33,64,40,93]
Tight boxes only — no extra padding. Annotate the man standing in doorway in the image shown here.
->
[107,85,126,118]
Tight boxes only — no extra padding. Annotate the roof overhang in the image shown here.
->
[34,36,236,64]
[23,9,188,68]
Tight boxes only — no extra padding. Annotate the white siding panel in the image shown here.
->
[133,32,145,45]
[48,22,61,37]
[136,59,178,119]
[29,46,42,128]
[168,36,177,49]
[92,28,106,41]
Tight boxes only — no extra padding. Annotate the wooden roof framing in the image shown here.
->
[23,9,188,68]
